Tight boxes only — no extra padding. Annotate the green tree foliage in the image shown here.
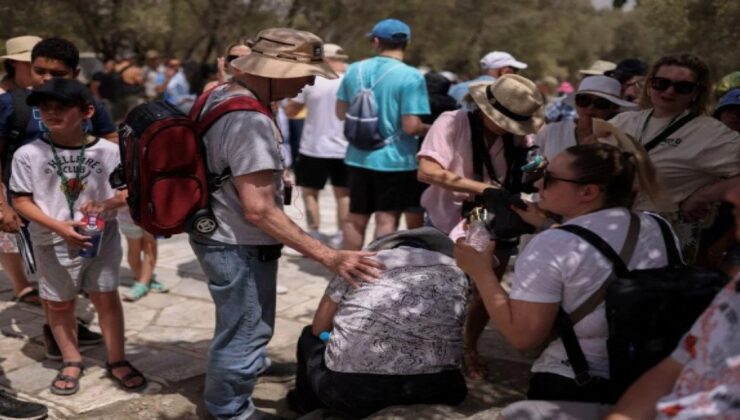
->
[1,0,737,80]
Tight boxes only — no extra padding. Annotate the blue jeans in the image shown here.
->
[189,236,280,420]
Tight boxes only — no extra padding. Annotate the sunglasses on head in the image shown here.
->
[574,94,616,110]
[650,77,698,95]
[542,170,589,189]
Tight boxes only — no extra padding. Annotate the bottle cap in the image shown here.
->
[319,331,331,342]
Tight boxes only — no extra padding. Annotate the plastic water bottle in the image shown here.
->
[77,214,105,258]
[466,207,491,252]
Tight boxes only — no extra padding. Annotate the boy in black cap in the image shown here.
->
[9,79,146,396]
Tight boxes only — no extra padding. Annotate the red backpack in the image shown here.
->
[114,87,272,236]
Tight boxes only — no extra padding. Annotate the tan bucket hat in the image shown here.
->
[1,36,42,64]
[469,74,545,135]
[231,28,337,79]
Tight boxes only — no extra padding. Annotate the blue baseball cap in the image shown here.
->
[368,19,411,41]
[714,88,740,117]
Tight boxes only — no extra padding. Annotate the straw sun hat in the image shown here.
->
[231,28,337,80]
[469,74,545,135]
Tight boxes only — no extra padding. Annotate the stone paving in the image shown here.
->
[0,189,532,419]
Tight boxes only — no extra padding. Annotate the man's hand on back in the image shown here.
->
[324,250,385,288]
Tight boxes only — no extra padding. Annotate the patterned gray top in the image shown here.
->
[324,246,470,375]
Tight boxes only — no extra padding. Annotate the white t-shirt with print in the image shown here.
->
[609,110,740,212]
[293,75,348,159]
[10,137,120,246]
[510,208,674,379]
[534,119,577,162]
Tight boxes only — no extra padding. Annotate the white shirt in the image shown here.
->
[292,75,348,159]
[609,110,740,212]
[10,137,120,245]
[534,119,577,162]
[510,208,675,379]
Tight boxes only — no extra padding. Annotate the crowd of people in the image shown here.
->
[0,15,738,420]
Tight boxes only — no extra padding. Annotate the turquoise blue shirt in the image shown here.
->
[338,56,430,171]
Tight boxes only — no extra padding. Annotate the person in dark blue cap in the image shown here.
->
[336,18,431,251]
[714,87,740,132]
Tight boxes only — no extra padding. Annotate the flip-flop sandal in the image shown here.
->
[12,287,41,306]
[50,361,85,396]
[106,360,148,392]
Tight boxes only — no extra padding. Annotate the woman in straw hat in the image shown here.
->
[417,74,545,379]
[535,75,637,162]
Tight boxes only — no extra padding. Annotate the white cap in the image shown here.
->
[480,51,527,71]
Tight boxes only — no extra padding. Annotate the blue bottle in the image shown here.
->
[77,214,105,258]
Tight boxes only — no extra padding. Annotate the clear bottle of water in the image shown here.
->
[466,207,491,252]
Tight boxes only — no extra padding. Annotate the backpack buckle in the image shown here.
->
[573,371,593,386]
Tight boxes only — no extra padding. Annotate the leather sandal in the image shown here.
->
[105,360,147,392]
[12,287,40,306]
[50,361,84,396]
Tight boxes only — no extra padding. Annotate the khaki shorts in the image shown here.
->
[35,221,122,302]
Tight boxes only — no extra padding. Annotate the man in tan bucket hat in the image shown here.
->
[1,36,42,91]
[189,27,382,420]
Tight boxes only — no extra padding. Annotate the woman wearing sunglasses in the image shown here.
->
[203,39,251,92]
[535,75,636,162]
[609,53,740,262]
[455,134,673,405]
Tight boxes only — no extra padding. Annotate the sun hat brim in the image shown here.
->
[564,89,637,110]
[0,51,32,64]
[469,82,544,136]
[231,53,338,80]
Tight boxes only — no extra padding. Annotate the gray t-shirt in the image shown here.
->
[199,85,284,245]
[324,246,470,375]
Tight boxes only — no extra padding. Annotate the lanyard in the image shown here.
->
[46,133,88,219]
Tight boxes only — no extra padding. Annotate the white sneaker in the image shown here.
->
[276,283,288,294]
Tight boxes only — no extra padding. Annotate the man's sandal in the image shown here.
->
[105,360,147,392]
[50,361,84,396]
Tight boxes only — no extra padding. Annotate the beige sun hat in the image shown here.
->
[469,74,545,135]
[323,43,348,60]
[579,59,617,76]
[231,28,337,79]
[1,36,42,64]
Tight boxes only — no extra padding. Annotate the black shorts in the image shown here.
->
[347,166,421,214]
[295,154,348,190]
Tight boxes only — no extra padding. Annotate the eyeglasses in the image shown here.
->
[650,77,698,95]
[542,170,589,189]
[574,94,615,110]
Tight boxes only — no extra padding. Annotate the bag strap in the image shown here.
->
[647,213,683,266]
[565,212,640,326]
[643,112,697,152]
[553,212,640,385]
[195,95,272,136]
[369,63,403,90]
[468,112,498,184]
[8,89,32,144]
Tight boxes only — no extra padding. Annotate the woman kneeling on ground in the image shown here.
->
[455,133,675,404]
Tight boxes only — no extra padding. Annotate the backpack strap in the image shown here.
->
[188,88,273,191]
[643,112,697,152]
[647,213,683,266]
[552,212,640,385]
[369,63,403,89]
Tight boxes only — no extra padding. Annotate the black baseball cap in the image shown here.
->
[26,78,93,107]
[605,58,648,82]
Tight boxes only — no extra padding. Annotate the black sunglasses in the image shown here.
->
[226,54,240,63]
[650,77,698,95]
[574,94,616,110]
[542,170,589,189]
